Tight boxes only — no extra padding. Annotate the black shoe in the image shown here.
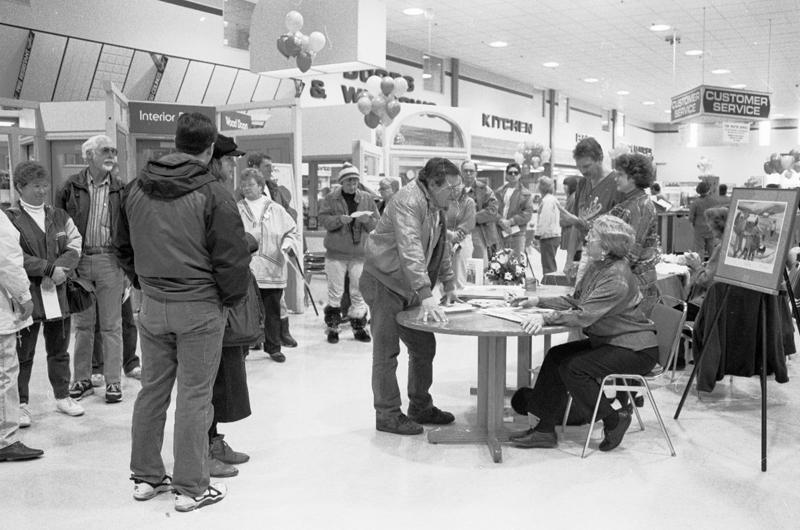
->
[512,430,557,449]
[407,406,455,425]
[634,395,644,408]
[376,413,424,435]
[105,383,122,403]
[327,330,339,344]
[353,329,371,342]
[599,411,632,452]
[0,441,44,461]
[69,379,94,400]
[280,318,298,348]
[508,428,535,441]
[268,351,286,363]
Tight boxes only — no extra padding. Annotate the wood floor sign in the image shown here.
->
[671,85,771,123]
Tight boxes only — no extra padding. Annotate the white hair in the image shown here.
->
[82,135,113,161]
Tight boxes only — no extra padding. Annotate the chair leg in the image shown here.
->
[581,379,607,459]
[626,388,645,431]
[642,380,676,456]
[562,394,572,433]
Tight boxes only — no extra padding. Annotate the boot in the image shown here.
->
[280,317,297,348]
[324,305,341,344]
[350,315,371,343]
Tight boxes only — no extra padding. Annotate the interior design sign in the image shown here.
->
[671,85,770,123]
[128,102,216,135]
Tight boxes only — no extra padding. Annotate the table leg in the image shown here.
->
[476,338,489,429]
[516,336,532,389]
[486,336,507,463]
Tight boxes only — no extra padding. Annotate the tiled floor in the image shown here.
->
[6,259,800,529]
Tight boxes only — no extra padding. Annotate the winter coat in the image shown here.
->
[0,213,32,334]
[5,203,82,321]
[237,198,299,289]
[57,167,125,250]
[318,187,379,261]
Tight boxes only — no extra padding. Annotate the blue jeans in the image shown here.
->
[72,253,124,384]
[360,272,436,421]
[130,295,225,497]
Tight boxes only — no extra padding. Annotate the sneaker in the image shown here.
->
[132,475,173,501]
[19,404,31,428]
[268,351,286,363]
[90,374,104,387]
[125,366,142,380]
[210,435,249,465]
[105,383,122,404]
[56,397,85,417]
[209,455,238,478]
[174,483,227,512]
[376,413,424,435]
[69,380,94,400]
[0,441,44,461]
[353,329,372,342]
[408,406,455,425]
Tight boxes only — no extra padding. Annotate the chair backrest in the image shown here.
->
[650,294,687,370]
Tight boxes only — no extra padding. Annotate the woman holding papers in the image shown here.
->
[509,215,657,452]
[494,162,533,257]
[5,161,85,422]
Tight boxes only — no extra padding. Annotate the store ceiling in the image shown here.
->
[385,0,800,124]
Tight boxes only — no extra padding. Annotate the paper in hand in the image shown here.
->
[41,276,62,320]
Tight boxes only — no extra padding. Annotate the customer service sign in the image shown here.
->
[671,85,770,123]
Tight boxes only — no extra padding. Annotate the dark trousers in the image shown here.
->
[529,339,657,428]
[93,297,140,375]
[209,345,251,440]
[16,318,72,403]
[259,288,283,354]
[538,236,561,275]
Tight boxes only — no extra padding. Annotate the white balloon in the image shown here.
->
[298,32,310,52]
[365,75,382,96]
[513,152,524,165]
[285,11,304,32]
[308,31,326,53]
[392,77,409,97]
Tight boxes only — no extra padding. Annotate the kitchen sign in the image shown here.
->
[671,85,770,123]
[128,102,216,135]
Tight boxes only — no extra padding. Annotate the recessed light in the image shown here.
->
[583,77,599,83]
[711,68,731,74]
[685,49,703,56]
[0,120,15,127]
[421,73,432,79]
[488,41,508,48]
[664,110,672,114]
[199,16,206,22]
[542,61,559,68]
[616,90,630,95]
[642,101,655,106]
[649,24,671,31]
[731,83,747,89]
[403,7,425,16]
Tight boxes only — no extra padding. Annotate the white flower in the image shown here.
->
[497,254,508,265]
[504,272,513,281]
[491,262,501,271]
[516,266,523,275]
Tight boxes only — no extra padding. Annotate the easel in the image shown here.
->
[674,268,800,472]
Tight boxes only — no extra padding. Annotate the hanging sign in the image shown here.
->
[128,102,216,135]
[220,111,253,131]
[671,85,770,123]
[722,121,751,144]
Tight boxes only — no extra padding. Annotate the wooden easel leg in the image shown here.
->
[761,303,768,472]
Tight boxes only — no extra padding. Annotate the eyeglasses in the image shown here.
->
[507,171,520,176]
[97,147,118,156]
[462,169,476,174]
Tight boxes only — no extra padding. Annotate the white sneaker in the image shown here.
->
[90,374,104,387]
[132,475,173,501]
[125,366,142,380]
[174,483,227,512]
[56,397,85,417]
[19,404,32,428]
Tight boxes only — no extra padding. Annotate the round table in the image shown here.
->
[397,286,573,463]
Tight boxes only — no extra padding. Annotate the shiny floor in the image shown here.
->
[6,262,800,529]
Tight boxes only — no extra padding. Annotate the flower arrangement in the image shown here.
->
[485,248,526,285]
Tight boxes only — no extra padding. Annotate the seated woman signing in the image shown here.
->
[509,214,658,451]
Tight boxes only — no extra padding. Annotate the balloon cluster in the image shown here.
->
[356,75,408,129]
[276,11,326,73]
[696,156,713,176]
[513,142,551,172]
[762,150,800,175]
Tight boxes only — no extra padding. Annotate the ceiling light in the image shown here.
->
[0,120,15,127]
[649,24,671,32]
[583,77,599,83]
[774,113,785,118]
[616,90,630,96]
[487,41,508,48]
[199,16,206,22]
[421,73,432,79]
[685,49,703,56]
[664,110,672,114]
[642,101,655,106]
[542,61,559,68]
[731,83,747,89]
[403,7,425,16]
[711,68,731,74]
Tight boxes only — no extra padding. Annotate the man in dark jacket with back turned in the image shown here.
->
[115,112,250,512]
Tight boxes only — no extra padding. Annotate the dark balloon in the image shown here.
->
[284,33,302,57]
[364,112,380,129]
[296,51,312,72]
[276,35,291,59]
[386,99,401,119]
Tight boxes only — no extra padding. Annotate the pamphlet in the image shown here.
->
[41,277,62,320]
[500,225,521,239]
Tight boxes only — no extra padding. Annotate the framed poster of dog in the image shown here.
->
[716,187,800,294]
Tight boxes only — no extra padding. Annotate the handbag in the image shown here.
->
[65,277,95,314]
[223,273,265,347]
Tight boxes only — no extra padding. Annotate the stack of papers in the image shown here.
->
[481,307,554,324]
[350,211,373,218]
[458,285,525,300]
[440,303,475,314]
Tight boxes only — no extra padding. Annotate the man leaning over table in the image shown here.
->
[360,157,460,436]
